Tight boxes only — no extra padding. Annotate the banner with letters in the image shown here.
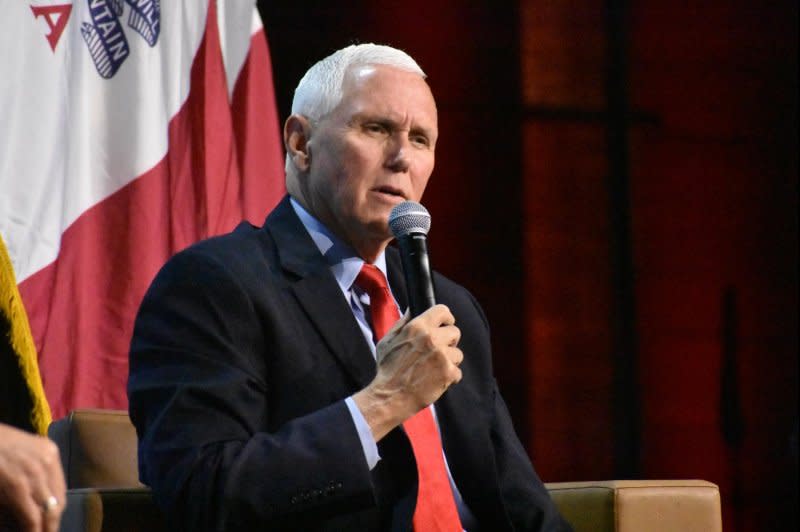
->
[0,0,285,420]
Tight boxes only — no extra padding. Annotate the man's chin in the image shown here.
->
[362,219,392,243]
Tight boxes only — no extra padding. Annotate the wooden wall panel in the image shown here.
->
[628,1,798,530]
[519,0,615,480]
[523,121,614,480]
[521,1,607,108]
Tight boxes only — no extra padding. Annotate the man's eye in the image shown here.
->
[411,135,430,147]
[364,123,388,134]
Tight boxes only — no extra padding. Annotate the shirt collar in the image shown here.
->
[290,197,389,292]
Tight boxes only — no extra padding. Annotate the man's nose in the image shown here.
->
[385,134,411,173]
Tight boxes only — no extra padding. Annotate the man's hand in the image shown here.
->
[352,304,463,441]
[0,423,66,532]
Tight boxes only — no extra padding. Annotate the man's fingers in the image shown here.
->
[19,496,43,532]
[413,304,455,328]
[432,322,460,348]
[450,362,463,384]
[41,439,65,532]
[449,346,464,367]
[0,428,66,532]
[440,349,463,391]
[42,493,63,532]
[42,439,65,509]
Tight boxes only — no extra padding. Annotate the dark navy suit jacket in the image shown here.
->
[128,196,570,531]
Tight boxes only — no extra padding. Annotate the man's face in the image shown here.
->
[302,65,438,257]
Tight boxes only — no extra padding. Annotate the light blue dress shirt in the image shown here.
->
[290,198,477,530]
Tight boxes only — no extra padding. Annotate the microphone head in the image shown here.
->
[389,201,431,237]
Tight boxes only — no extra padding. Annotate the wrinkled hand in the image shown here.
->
[354,305,463,441]
[0,423,65,532]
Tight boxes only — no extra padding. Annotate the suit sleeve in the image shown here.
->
[487,381,573,531]
[127,248,374,531]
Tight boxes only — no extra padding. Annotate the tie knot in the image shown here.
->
[355,263,399,340]
[355,263,390,298]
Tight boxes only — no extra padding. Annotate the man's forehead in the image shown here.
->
[343,64,430,93]
[340,64,437,115]
[348,64,379,83]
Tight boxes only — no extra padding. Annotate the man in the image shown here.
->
[128,44,571,531]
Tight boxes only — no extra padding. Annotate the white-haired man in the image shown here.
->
[129,43,572,531]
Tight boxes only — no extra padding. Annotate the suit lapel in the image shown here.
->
[263,197,377,388]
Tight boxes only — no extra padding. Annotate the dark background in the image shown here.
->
[256,1,798,530]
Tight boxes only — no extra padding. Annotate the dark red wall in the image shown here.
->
[628,2,798,529]
[257,1,798,529]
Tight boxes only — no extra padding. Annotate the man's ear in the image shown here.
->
[284,115,312,172]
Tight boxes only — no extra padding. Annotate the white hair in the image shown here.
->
[291,43,426,123]
[285,44,426,174]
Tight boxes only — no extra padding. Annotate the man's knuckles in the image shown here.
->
[412,304,454,327]
[449,347,464,367]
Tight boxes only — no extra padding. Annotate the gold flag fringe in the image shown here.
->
[0,234,52,435]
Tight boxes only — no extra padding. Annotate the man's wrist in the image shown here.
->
[352,387,409,442]
[344,397,381,469]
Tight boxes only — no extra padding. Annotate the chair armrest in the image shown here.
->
[58,477,720,531]
[61,488,166,532]
[545,479,722,532]
[48,409,142,489]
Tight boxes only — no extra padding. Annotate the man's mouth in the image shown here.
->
[373,186,406,200]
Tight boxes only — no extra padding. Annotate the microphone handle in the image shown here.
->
[397,233,436,317]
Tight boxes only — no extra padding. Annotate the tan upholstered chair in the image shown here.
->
[49,409,722,532]
[48,409,165,532]
[547,480,722,532]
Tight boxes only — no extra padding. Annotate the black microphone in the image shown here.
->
[389,201,435,317]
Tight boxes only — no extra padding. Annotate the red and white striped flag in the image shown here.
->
[0,0,285,420]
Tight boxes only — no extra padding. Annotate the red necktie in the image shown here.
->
[355,264,462,532]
